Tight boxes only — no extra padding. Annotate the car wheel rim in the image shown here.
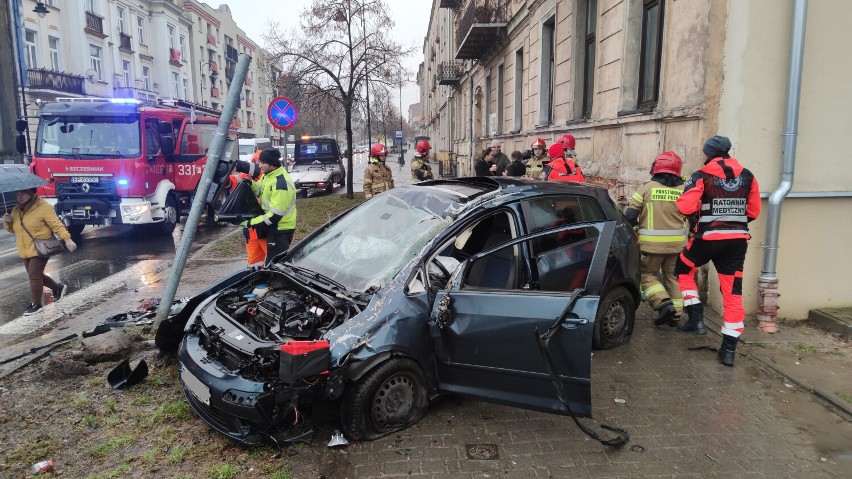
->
[602,300,627,339]
[371,373,418,431]
[165,205,177,225]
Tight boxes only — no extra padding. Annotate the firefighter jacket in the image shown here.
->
[627,179,687,254]
[544,157,586,182]
[525,154,550,179]
[248,166,297,232]
[364,159,394,198]
[677,157,760,241]
[410,156,434,181]
[4,196,71,259]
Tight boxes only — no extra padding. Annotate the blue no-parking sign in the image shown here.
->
[267,96,299,131]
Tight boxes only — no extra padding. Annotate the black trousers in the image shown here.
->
[265,229,294,267]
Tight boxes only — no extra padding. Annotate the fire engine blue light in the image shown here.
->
[117,179,129,186]
[109,98,140,104]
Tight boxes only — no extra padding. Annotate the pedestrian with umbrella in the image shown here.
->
[1,166,77,316]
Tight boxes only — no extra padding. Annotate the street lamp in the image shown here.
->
[199,61,219,103]
[33,2,49,18]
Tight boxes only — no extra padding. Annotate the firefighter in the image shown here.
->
[364,143,395,198]
[525,138,549,179]
[244,148,298,267]
[558,134,578,162]
[410,140,434,181]
[542,143,586,182]
[624,151,688,327]
[674,136,761,366]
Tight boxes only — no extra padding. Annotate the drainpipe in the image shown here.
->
[757,0,808,333]
[469,75,474,177]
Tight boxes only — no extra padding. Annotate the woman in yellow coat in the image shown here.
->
[3,188,77,315]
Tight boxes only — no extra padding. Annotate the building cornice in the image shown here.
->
[184,0,221,28]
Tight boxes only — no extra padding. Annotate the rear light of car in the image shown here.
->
[316,182,326,188]
[279,340,330,384]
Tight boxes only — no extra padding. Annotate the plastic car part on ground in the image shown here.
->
[107,358,149,390]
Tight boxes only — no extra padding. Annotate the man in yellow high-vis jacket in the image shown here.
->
[244,148,297,266]
[624,151,688,327]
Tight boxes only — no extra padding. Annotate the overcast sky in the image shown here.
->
[207,0,432,120]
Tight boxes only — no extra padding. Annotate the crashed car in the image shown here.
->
[158,177,640,446]
[288,137,346,196]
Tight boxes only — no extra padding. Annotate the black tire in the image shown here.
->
[159,195,178,235]
[593,286,636,350]
[339,174,346,187]
[67,224,85,237]
[341,358,429,441]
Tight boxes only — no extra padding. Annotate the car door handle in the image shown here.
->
[563,318,589,325]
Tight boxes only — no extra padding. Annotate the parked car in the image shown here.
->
[288,138,346,196]
[158,177,640,447]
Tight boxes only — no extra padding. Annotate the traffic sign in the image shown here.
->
[267,96,299,131]
[395,129,403,140]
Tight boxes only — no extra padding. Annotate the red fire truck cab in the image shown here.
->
[31,98,222,236]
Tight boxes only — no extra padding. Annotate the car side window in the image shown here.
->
[180,123,216,158]
[452,212,521,290]
[521,196,604,292]
[144,121,161,156]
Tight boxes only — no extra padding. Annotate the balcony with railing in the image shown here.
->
[27,69,85,95]
[246,98,253,108]
[169,48,182,66]
[119,33,133,52]
[211,87,220,98]
[437,61,464,85]
[207,34,216,45]
[225,66,235,84]
[84,11,106,37]
[455,0,508,60]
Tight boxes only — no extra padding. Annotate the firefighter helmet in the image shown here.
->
[531,138,546,150]
[548,143,565,160]
[415,140,431,155]
[651,151,683,176]
[370,143,388,158]
[558,133,576,150]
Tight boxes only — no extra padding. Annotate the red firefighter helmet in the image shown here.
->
[370,143,388,158]
[651,151,683,176]
[531,138,546,150]
[548,143,565,160]
[415,140,431,155]
[558,134,576,150]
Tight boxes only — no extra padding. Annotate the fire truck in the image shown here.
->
[30,98,227,236]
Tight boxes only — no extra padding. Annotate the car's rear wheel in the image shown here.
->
[593,286,635,350]
[341,358,428,441]
[159,195,179,235]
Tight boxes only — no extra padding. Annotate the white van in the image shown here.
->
[238,138,272,162]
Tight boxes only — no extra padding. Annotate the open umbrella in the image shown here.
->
[0,164,47,194]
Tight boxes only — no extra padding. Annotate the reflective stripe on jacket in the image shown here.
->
[364,160,395,197]
[628,180,687,254]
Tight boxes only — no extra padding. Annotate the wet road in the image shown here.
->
[0,220,233,326]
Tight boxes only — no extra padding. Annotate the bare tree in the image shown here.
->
[264,0,414,198]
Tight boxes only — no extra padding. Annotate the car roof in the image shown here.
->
[416,177,609,204]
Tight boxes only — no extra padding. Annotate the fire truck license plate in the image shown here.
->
[71,176,99,183]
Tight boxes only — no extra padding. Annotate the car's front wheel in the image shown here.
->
[341,358,429,441]
[593,286,636,349]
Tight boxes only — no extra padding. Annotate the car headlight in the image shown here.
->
[122,203,150,215]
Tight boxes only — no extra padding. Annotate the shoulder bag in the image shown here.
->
[19,210,64,258]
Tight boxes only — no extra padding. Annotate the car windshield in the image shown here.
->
[288,190,457,291]
[238,144,255,155]
[295,140,338,164]
[36,115,141,157]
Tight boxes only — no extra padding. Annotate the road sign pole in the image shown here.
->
[152,53,251,332]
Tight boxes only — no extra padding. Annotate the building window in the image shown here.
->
[143,66,150,90]
[48,37,60,71]
[137,17,146,45]
[167,24,176,49]
[172,72,180,98]
[638,0,664,108]
[582,0,597,118]
[513,48,523,131]
[25,30,38,69]
[496,63,504,135]
[85,0,95,13]
[484,75,492,136]
[89,44,102,80]
[117,7,126,34]
[183,78,189,100]
[538,15,556,126]
[122,60,131,87]
[179,35,186,59]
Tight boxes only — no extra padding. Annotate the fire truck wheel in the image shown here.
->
[67,224,85,238]
[159,195,179,235]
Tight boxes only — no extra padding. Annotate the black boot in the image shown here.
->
[718,334,738,366]
[654,302,677,326]
[668,315,681,328]
[678,304,707,335]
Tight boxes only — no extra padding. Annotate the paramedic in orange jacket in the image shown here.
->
[543,143,586,182]
[240,150,266,269]
[674,136,760,366]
